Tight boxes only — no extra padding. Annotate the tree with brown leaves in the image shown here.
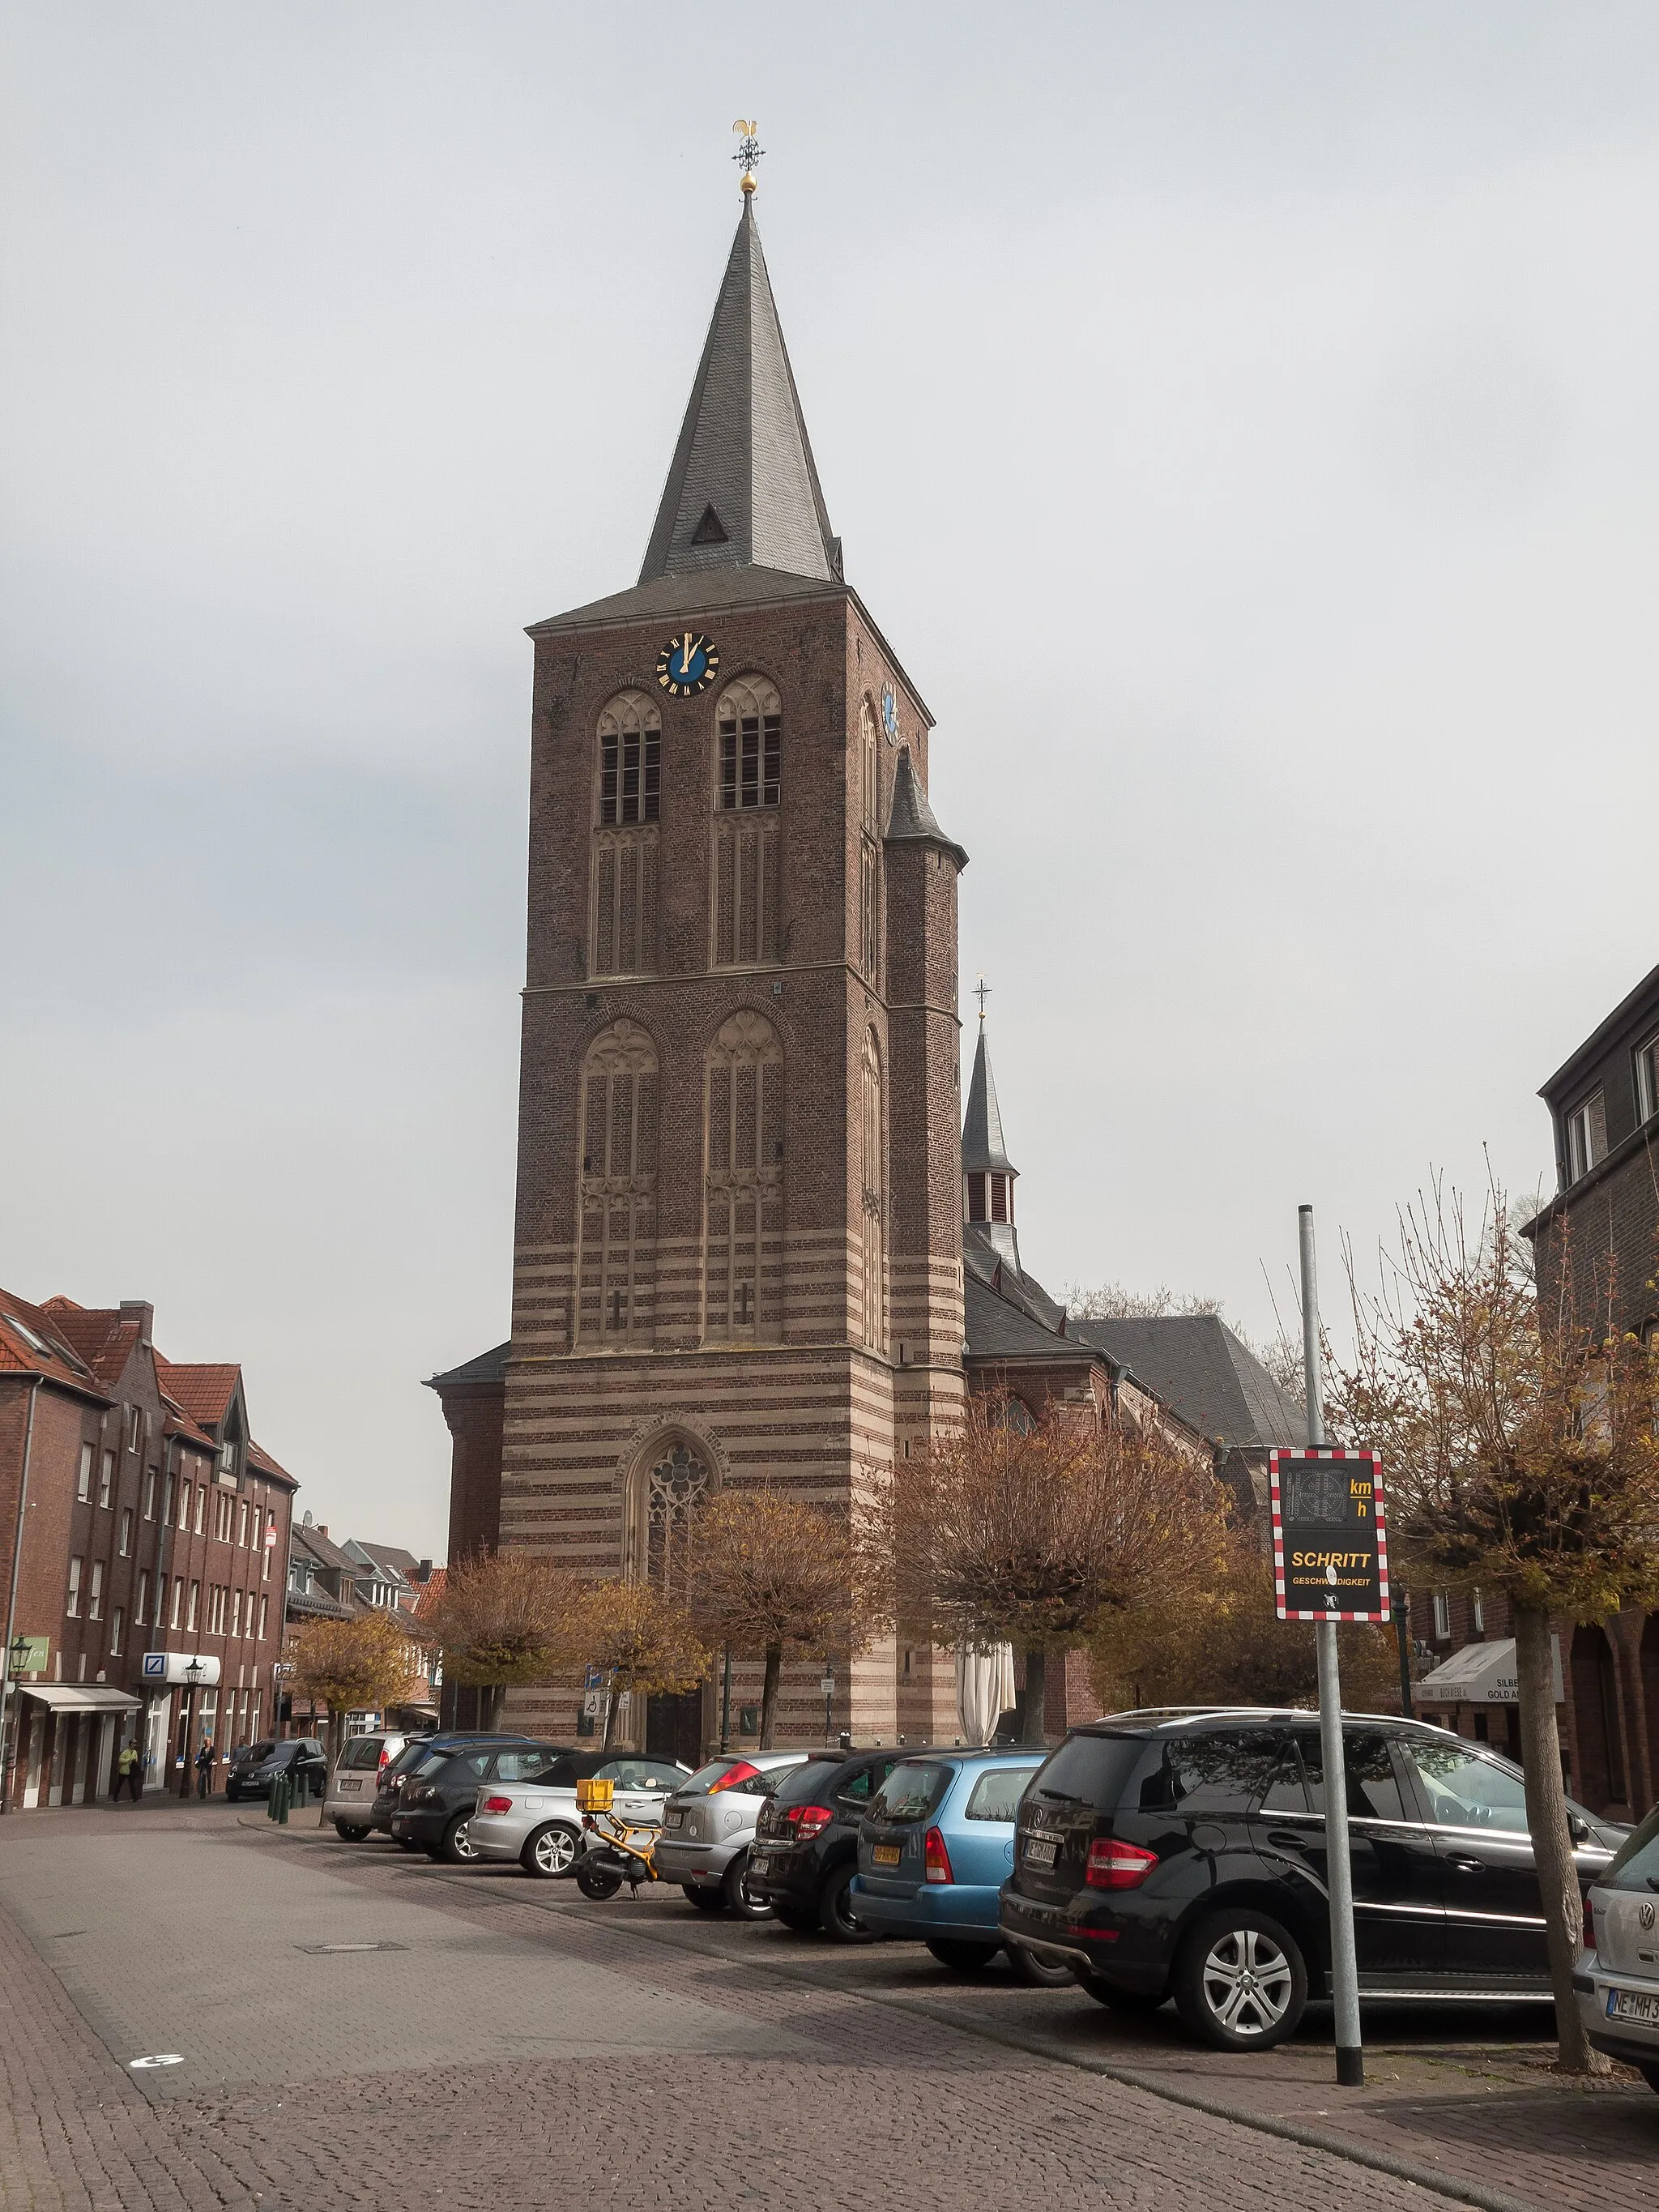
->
[288,1610,421,1773]
[414,1550,585,1730]
[689,1486,851,1749]
[1331,1181,1659,2073]
[1090,1535,1398,1714]
[578,1578,710,1749]
[864,1398,1230,1744]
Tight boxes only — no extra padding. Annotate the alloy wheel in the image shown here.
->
[1198,1926,1294,2038]
[528,1825,578,1878]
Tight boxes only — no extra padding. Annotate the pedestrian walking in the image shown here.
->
[194,1738,215,1799]
[113,1741,142,1803]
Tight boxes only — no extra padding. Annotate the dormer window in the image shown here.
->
[1565,1091,1607,1183]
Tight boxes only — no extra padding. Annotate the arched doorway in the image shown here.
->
[625,1433,714,1765]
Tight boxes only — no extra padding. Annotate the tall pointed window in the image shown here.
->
[859,698,881,984]
[859,1029,885,1352]
[712,677,781,967]
[575,1020,659,1347]
[702,1010,784,1340]
[592,691,660,976]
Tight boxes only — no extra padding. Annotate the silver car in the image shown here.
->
[325,1732,416,1840]
[1577,1800,1659,2091]
[655,1750,809,1917]
[467,1751,691,1878]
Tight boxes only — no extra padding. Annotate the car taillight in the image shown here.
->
[785,1804,834,1839]
[714,1761,762,1791]
[483,1796,513,1815]
[1085,1838,1158,1890]
[924,1827,953,1885]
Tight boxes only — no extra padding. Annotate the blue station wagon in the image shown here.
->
[851,1750,1073,1985]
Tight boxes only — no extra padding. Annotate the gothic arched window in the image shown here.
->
[592,690,660,976]
[711,676,781,967]
[702,1010,784,1340]
[859,1028,885,1352]
[574,1019,659,1347]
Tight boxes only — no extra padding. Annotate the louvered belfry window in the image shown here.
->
[702,1010,784,1340]
[574,1019,659,1347]
[711,677,781,967]
[719,706,780,809]
[592,692,660,976]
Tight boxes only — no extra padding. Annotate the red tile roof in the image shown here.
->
[247,1438,295,1486]
[0,1290,109,1400]
[36,1298,140,1388]
[152,1358,241,1426]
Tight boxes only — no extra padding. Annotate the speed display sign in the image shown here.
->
[1269,1447,1389,1622]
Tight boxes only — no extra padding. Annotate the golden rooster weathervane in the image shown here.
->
[732,118,764,195]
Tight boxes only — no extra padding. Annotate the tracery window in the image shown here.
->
[703,1010,784,1340]
[859,1028,885,1352]
[592,692,660,976]
[711,677,781,967]
[575,1020,659,1347]
[646,1443,710,1597]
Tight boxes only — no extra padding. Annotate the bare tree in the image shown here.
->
[288,1611,421,1778]
[864,1398,1229,1744]
[1330,1180,1659,2073]
[414,1550,584,1729]
[689,1486,850,1748]
[1064,1282,1224,1320]
[578,1579,709,1749]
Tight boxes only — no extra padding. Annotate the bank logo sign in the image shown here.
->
[1269,1447,1389,1624]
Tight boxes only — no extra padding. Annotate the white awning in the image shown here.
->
[16,1683,141,1715]
[1417,1635,1563,1706]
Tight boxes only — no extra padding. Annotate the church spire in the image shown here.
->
[962,999,1020,1273]
[638,173,841,587]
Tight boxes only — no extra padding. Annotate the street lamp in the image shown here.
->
[0,1634,34,1817]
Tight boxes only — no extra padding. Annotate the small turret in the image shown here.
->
[962,988,1019,1275]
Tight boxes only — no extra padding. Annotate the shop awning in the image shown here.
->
[1417,1636,1563,1706]
[16,1683,141,1715]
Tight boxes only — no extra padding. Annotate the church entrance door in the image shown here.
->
[646,1689,703,1767]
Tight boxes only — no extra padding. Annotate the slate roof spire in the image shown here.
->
[638,194,842,587]
[962,1017,1017,1178]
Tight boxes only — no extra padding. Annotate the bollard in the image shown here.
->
[275,1771,289,1825]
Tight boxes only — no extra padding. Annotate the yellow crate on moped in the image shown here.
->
[575,1776,614,1813]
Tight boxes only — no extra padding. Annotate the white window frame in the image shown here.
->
[98,1451,113,1510]
[1472,1589,1484,1632]
[169,1577,182,1630]
[77,1443,92,1503]
[136,1570,150,1628]
[119,1509,132,1558]
[87,1561,103,1623]
[143,1470,156,1522]
[1432,1591,1452,1638]
[66,1557,83,1618]
[1566,1091,1606,1182]
[186,1580,199,1632]
[109,1607,123,1658]
[1636,1031,1659,1125]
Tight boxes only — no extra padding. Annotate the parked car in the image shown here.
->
[851,1749,1071,1983]
[747,1749,906,1941]
[1576,1799,1659,2090]
[1000,1708,1627,2051]
[366,1731,528,1845]
[390,1739,571,1864]
[468,1752,693,1877]
[224,1737,328,1804]
[655,1750,810,1916]
[326,1732,416,1839]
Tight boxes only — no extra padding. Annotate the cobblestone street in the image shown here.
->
[3,1799,1656,2212]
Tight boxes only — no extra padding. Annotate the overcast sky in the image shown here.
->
[3,5,1655,1556]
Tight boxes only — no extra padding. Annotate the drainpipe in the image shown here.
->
[0,1381,42,1813]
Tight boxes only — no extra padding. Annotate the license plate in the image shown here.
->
[665,1808,684,1828]
[1025,1837,1059,1868]
[872,1844,901,1866]
[750,1855,770,1875]
[1609,1988,1659,2022]
[339,1778,363,1791]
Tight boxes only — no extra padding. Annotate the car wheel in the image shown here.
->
[925,1938,1000,1972]
[1638,2060,1659,2096]
[772,1902,818,1932]
[681,1884,727,1912]
[819,1864,880,1945]
[722,1851,773,1920]
[440,1814,478,1865]
[521,1822,582,1880]
[1172,1909,1306,2051]
[575,1860,624,1900]
[224,1788,240,1804]
[1006,1942,1077,1988]
[334,1821,371,1843]
[1076,1969,1169,2010]
[396,1835,422,1851]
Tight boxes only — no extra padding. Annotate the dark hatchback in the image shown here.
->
[367,1731,528,1843]
[748,1750,909,1940]
[224,1737,327,1803]
[1000,1708,1627,2051]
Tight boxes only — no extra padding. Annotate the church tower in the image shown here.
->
[498,168,967,1751]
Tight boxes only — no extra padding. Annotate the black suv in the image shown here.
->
[1000,1708,1627,2051]
[385,1736,557,1863]
[748,1750,909,1940]
[368,1731,527,1844]
[225,1737,327,1803]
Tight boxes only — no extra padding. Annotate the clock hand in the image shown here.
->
[680,633,694,677]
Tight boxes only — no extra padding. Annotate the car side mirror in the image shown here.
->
[1567,1813,1590,1845]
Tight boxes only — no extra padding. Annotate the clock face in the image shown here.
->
[655,631,720,698]
[881,685,899,740]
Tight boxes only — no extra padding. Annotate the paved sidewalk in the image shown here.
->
[2,1800,1657,2212]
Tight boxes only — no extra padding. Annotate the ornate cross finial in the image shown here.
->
[732,118,764,195]
[975,976,991,1026]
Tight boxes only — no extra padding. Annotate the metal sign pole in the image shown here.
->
[1299,1203,1364,2090]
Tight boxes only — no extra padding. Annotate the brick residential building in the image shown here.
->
[0,1292,296,1808]
[279,1519,439,1737]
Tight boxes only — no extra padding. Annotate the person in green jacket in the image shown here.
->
[113,1741,142,1803]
